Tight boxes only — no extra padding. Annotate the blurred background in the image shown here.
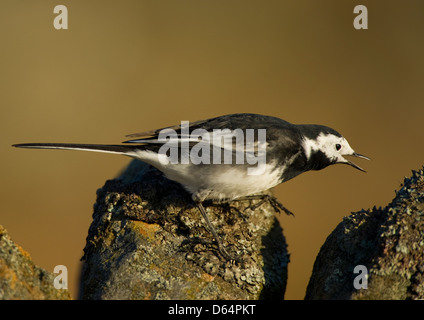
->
[1,0,423,299]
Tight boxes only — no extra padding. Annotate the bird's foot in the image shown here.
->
[235,194,295,216]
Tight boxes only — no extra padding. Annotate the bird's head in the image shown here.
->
[300,125,370,172]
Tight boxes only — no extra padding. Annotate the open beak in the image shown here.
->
[345,152,371,173]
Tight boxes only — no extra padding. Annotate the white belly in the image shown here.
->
[163,163,282,201]
[132,149,283,201]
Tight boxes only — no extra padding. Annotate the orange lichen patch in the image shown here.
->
[142,291,152,300]
[201,273,215,282]
[15,244,31,259]
[132,221,160,241]
[0,259,18,291]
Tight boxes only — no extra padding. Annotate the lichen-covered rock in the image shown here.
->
[0,225,71,300]
[79,160,289,300]
[305,167,424,300]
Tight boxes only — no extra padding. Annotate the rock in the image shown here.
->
[0,225,71,300]
[79,160,289,300]
[305,167,424,300]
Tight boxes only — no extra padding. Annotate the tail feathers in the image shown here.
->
[12,143,137,155]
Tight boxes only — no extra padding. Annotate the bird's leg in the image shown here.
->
[233,194,295,216]
[195,201,238,261]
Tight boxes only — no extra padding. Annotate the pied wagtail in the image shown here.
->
[13,113,369,260]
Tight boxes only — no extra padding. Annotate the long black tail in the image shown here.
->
[12,143,137,155]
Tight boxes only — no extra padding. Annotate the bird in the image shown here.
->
[13,113,370,260]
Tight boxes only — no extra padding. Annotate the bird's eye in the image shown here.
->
[335,144,342,151]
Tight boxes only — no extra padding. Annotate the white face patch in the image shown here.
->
[302,133,355,163]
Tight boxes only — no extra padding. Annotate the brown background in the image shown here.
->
[1,1,423,299]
